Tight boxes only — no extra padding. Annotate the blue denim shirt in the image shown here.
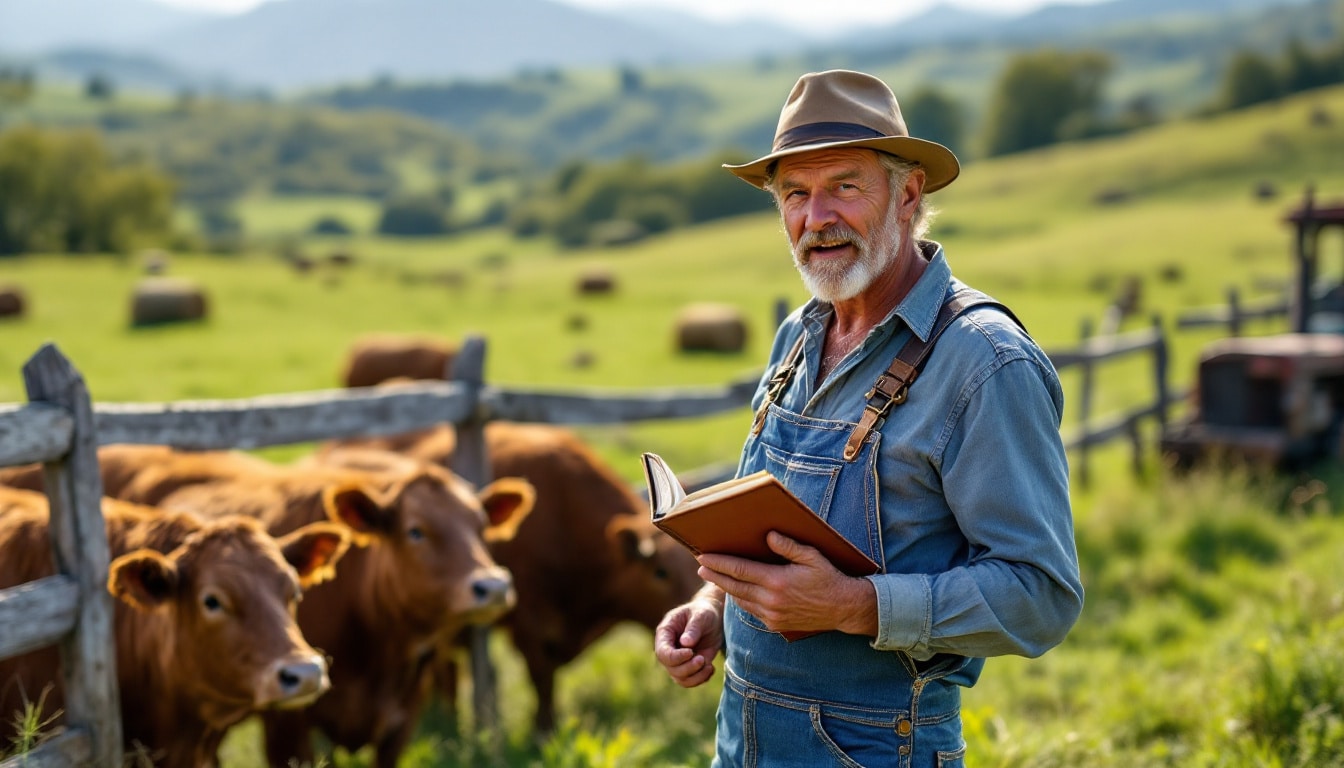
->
[746,242,1084,661]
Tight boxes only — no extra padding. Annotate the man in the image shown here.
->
[653,70,1084,766]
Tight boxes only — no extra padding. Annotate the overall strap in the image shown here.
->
[842,288,1024,461]
[751,334,807,436]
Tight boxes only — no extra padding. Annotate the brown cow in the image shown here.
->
[340,335,456,388]
[0,486,348,768]
[55,443,535,768]
[321,421,704,733]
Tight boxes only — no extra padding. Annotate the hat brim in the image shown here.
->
[723,136,960,193]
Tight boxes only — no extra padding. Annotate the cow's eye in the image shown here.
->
[202,593,224,613]
[408,526,424,541]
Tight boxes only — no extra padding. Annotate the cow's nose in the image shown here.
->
[471,573,514,608]
[268,655,329,708]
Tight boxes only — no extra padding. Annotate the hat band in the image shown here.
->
[773,122,889,152]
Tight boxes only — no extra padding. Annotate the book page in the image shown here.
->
[640,452,686,517]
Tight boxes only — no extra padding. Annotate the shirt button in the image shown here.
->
[897,719,913,736]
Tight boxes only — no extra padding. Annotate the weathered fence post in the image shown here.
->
[1076,318,1095,489]
[774,297,791,329]
[1227,287,1242,337]
[22,344,122,767]
[446,336,499,735]
[1152,314,1170,433]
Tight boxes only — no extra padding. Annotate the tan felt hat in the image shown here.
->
[724,69,960,193]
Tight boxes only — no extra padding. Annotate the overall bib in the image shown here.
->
[712,404,967,768]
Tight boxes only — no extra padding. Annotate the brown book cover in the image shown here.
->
[641,452,881,641]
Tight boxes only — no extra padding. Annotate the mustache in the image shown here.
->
[795,225,864,262]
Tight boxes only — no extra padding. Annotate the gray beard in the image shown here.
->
[791,202,903,303]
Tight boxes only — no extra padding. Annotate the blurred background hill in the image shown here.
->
[0,0,1341,263]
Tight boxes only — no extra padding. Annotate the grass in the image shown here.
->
[3,85,1344,766]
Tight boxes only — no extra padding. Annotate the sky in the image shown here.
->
[153,0,1109,33]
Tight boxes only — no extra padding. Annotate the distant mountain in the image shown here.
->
[0,0,213,53]
[856,0,1317,47]
[143,0,719,92]
[596,7,812,60]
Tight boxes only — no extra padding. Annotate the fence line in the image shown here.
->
[1,311,1184,764]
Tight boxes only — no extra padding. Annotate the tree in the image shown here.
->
[376,194,451,236]
[1220,50,1284,110]
[0,126,173,255]
[902,87,966,158]
[0,67,35,109]
[983,49,1113,157]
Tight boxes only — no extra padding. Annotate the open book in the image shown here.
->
[641,452,881,641]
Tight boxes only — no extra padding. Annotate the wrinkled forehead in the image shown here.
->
[177,521,298,594]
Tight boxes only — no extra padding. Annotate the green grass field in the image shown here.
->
[3,85,1344,766]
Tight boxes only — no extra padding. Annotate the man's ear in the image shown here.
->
[108,549,179,610]
[897,167,926,223]
[278,522,351,588]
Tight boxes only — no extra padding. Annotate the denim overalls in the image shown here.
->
[711,291,992,768]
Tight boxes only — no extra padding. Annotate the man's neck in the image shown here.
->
[829,239,929,336]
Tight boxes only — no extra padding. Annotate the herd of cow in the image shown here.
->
[0,338,707,768]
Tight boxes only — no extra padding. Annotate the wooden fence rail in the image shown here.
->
[1,313,1178,764]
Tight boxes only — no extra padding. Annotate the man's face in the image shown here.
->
[774,148,901,303]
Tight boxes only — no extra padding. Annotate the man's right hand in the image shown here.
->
[654,584,725,688]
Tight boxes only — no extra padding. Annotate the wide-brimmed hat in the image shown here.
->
[723,69,960,193]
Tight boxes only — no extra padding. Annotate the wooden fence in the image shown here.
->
[0,313,1178,765]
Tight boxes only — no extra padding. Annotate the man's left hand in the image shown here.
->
[696,531,878,637]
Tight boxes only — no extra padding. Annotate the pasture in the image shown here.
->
[3,84,1344,766]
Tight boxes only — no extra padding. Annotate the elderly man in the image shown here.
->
[653,70,1084,767]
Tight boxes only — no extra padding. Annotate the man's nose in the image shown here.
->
[802,194,839,230]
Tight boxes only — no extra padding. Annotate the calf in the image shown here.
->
[0,486,348,768]
[322,421,704,733]
[80,444,535,768]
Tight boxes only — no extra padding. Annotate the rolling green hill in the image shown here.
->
[2,82,1342,473]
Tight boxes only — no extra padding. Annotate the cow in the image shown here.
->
[340,335,456,388]
[319,421,704,733]
[1,445,536,767]
[0,486,349,768]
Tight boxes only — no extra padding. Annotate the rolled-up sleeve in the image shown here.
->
[869,353,1084,660]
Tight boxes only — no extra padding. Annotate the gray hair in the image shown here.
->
[763,150,938,241]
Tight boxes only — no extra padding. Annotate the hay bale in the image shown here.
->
[675,303,748,354]
[130,278,208,327]
[576,270,616,296]
[0,284,26,319]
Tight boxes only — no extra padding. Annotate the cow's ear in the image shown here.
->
[322,483,393,543]
[109,549,179,610]
[279,522,351,588]
[607,517,656,563]
[478,477,535,542]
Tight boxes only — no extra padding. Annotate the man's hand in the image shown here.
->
[654,585,726,688]
[697,531,878,637]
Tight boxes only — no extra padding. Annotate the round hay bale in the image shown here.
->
[130,278,208,327]
[0,284,27,319]
[675,303,748,354]
[342,335,457,388]
[576,270,616,296]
